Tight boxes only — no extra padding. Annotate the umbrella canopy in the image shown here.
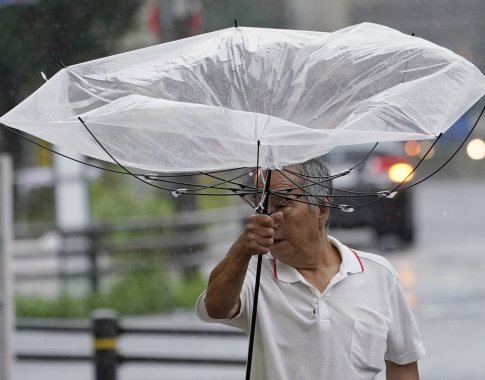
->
[1,22,485,172]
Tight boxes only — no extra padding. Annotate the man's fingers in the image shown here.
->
[247,213,275,227]
[245,215,277,236]
[247,224,275,238]
[239,212,283,255]
[254,236,274,249]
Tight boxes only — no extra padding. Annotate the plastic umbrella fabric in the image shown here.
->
[1,22,485,173]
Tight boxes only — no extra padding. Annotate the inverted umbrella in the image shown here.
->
[1,22,485,174]
[2,22,485,380]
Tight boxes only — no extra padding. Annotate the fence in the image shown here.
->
[16,308,246,380]
[13,204,249,296]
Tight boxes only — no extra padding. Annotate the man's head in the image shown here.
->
[256,156,333,267]
[256,155,333,223]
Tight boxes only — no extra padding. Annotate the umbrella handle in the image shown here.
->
[245,170,272,380]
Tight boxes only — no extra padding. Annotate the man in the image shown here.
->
[196,156,425,380]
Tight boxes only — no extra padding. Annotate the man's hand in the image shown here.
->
[204,211,283,319]
[232,212,283,257]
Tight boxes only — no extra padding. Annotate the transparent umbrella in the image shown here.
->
[1,22,484,173]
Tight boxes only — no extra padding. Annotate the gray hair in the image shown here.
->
[289,155,333,209]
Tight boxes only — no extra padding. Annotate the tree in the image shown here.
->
[0,0,142,165]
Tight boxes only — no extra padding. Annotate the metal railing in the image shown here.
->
[16,308,246,380]
[13,205,249,292]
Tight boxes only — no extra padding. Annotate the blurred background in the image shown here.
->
[0,0,484,379]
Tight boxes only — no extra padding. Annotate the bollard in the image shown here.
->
[91,309,119,380]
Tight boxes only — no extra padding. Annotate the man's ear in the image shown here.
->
[318,197,330,230]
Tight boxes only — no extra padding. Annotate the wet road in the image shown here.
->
[13,179,485,380]
[387,179,485,380]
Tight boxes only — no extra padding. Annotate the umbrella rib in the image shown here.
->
[275,168,340,209]
[9,111,475,206]
[348,142,379,171]
[77,117,176,192]
[267,191,345,210]
[341,132,444,209]
[152,168,256,193]
[284,169,384,196]
[148,167,249,178]
[179,169,256,193]
[0,122,259,190]
[398,101,485,191]
[143,175,242,192]
[281,141,382,196]
[0,122,136,175]
[291,133,444,211]
[145,118,483,206]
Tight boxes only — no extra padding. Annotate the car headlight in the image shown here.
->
[388,163,414,183]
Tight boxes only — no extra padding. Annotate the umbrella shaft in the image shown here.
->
[245,170,272,379]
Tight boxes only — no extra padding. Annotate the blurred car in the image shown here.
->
[326,142,416,245]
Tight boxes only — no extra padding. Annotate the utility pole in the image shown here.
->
[53,152,92,294]
[0,155,14,380]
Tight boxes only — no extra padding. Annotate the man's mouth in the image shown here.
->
[273,239,284,244]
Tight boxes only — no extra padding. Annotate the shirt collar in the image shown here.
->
[269,235,364,284]
[329,236,364,274]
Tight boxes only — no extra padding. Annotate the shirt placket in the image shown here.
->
[311,271,347,324]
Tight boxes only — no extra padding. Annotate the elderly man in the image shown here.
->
[196,156,425,380]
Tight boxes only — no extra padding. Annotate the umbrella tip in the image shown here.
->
[234,19,238,28]
[59,60,67,69]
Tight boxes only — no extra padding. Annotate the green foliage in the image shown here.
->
[15,186,56,224]
[94,268,176,315]
[17,292,87,319]
[197,192,236,210]
[90,172,175,221]
[16,267,208,318]
[173,271,207,308]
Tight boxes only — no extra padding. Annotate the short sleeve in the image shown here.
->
[385,278,426,364]
[195,259,257,333]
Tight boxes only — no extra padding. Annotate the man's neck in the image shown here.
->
[296,236,341,293]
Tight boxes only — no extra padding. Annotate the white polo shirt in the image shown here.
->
[196,236,425,380]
